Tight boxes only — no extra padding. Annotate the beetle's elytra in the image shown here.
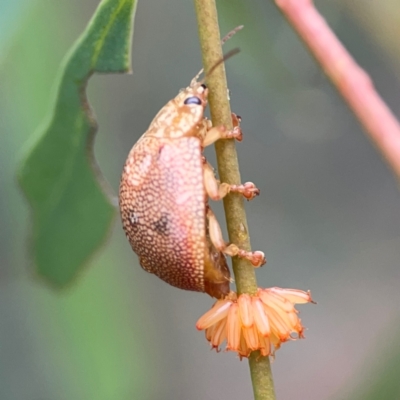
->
[119,76,266,299]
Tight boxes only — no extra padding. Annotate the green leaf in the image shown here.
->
[18,0,137,287]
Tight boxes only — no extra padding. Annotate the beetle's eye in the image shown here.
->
[184,96,202,105]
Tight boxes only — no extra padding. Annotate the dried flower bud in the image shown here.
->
[196,287,314,358]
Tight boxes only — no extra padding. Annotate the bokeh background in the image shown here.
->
[1,0,400,399]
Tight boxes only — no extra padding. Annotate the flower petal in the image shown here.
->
[270,332,282,351]
[258,333,271,357]
[259,289,295,313]
[251,297,271,337]
[238,293,253,328]
[239,331,251,358]
[243,324,260,350]
[226,303,241,351]
[288,311,303,333]
[269,287,314,304]
[205,324,215,342]
[196,299,232,330]
[210,319,227,350]
[263,305,291,341]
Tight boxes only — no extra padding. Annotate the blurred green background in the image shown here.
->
[1,0,400,399]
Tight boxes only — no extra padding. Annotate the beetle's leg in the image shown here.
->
[207,207,266,267]
[204,162,260,201]
[202,113,243,147]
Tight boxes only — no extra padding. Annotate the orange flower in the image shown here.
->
[196,287,315,358]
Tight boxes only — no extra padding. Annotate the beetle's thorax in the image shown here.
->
[144,82,208,139]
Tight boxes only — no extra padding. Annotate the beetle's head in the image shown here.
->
[147,82,208,138]
[176,81,208,118]
[169,47,240,131]
[147,48,239,138]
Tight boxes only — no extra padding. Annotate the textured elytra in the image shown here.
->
[120,136,207,292]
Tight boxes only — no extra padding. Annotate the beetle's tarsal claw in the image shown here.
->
[226,126,242,142]
[238,249,266,267]
[252,251,266,267]
[223,244,266,267]
[231,112,243,141]
[230,182,260,200]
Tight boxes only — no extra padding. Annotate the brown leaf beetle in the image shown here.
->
[119,49,265,299]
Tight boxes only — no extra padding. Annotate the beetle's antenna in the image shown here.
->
[190,70,204,87]
[221,25,244,45]
[191,25,243,85]
[198,47,240,86]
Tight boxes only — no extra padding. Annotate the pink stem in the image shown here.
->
[275,0,400,180]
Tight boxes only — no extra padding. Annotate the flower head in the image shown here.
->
[196,287,315,358]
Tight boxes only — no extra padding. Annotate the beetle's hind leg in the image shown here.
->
[202,113,243,147]
[207,207,266,267]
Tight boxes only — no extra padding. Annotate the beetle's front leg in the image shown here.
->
[207,207,266,267]
[203,162,259,201]
[202,113,243,147]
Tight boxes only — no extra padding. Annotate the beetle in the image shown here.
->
[119,61,265,299]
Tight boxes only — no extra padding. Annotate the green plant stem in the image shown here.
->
[194,0,257,297]
[193,1,276,399]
